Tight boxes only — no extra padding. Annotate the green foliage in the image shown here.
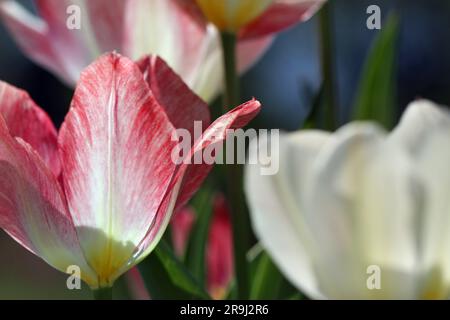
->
[138,241,210,299]
[184,185,214,286]
[353,14,400,129]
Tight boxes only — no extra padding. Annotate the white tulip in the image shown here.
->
[245,100,450,299]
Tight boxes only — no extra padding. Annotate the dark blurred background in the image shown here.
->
[0,0,449,298]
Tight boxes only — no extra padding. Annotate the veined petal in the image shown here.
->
[0,116,96,286]
[134,99,261,264]
[245,130,330,299]
[137,55,210,136]
[306,123,421,299]
[0,82,60,176]
[174,99,261,211]
[241,0,326,39]
[58,53,178,287]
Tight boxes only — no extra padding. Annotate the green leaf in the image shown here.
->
[138,240,210,299]
[184,185,214,286]
[250,251,283,299]
[247,245,301,300]
[352,14,400,129]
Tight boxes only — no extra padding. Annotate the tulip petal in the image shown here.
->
[124,0,207,82]
[237,36,274,73]
[0,0,68,82]
[245,130,329,299]
[135,99,261,263]
[241,0,326,39]
[0,116,96,285]
[414,126,450,299]
[137,55,210,136]
[58,53,179,286]
[389,100,450,155]
[171,207,196,257]
[306,123,420,298]
[179,30,273,102]
[175,99,261,211]
[0,0,97,85]
[83,0,127,53]
[185,26,225,103]
[0,81,60,176]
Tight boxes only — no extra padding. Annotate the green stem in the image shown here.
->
[92,287,113,300]
[220,32,250,300]
[319,2,338,130]
[220,32,240,112]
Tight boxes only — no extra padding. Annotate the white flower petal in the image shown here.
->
[389,99,450,155]
[415,126,450,299]
[305,123,421,298]
[245,130,330,299]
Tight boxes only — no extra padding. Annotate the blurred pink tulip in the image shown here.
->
[177,0,326,36]
[172,194,233,299]
[0,52,260,289]
[0,0,272,102]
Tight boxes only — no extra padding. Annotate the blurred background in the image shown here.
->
[0,0,450,298]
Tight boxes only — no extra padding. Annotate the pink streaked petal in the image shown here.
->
[0,81,60,176]
[174,99,262,212]
[171,206,196,257]
[58,52,178,286]
[207,194,234,299]
[135,99,261,261]
[137,55,211,137]
[0,116,96,285]
[241,0,326,39]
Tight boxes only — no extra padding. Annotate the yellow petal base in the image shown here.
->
[196,0,273,32]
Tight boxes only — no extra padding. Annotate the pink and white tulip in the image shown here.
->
[0,52,260,289]
[179,0,327,36]
[0,0,272,102]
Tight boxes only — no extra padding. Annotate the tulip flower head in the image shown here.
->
[0,52,260,289]
[185,0,327,37]
[245,100,450,299]
[0,0,272,102]
[195,0,273,32]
